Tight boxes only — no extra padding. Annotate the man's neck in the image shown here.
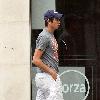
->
[45,26,54,34]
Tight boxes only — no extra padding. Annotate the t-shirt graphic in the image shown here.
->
[51,38,58,61]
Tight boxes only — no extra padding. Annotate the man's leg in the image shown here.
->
[55,74,64,100]
[35,73,64,100]
[35,73,51,100]
[47,74,64,100]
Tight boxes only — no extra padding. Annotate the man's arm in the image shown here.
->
[32,49,57,80]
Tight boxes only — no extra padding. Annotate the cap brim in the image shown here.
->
[57,14,63,19]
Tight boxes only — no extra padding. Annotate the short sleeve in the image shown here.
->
[36,35,49,52]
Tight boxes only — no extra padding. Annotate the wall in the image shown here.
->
[0,0,30,100]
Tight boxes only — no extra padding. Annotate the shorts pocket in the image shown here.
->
[35,73,52,89]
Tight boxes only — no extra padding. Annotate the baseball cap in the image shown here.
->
[44,10,63,20]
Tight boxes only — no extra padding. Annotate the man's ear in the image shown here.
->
[47,19,51,25]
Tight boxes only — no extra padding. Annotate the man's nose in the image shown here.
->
[58,20,61,24]
[59,22,61,25]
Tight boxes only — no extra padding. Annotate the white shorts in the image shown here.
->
[35,72,64,100]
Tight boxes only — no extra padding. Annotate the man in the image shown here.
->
[33,10,64,100]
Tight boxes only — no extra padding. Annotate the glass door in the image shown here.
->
[31,0,100,99]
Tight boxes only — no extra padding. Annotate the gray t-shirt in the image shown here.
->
[35,28,59,73]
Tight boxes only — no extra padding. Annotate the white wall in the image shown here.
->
[32,0,55,29]
[0,0,30,100]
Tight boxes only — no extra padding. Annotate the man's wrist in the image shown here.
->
[48,67,57,75]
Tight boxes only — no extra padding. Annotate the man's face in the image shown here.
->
[49,18,61,30]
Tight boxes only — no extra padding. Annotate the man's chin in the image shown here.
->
[56,26,59,29]
[54,26,59,30]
